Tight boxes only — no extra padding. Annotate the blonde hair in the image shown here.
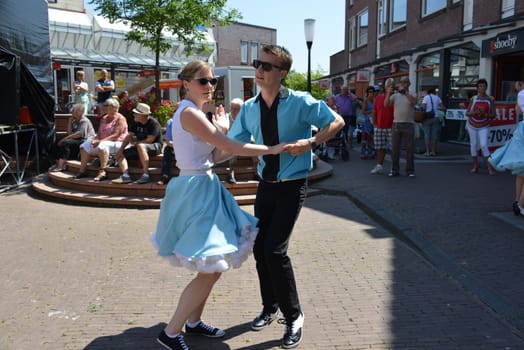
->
[179,60,213,81]
[104,98,120,109]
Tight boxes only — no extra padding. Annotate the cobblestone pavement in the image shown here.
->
[1,141,524,349]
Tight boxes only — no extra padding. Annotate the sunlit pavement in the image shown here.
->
[1,141,524,349]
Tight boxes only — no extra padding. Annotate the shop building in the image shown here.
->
[325,0,524,145]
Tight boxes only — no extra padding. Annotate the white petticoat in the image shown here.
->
[151,171,258,273]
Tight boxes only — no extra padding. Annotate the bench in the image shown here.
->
[54,114,99,140]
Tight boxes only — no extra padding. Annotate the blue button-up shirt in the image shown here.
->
[228,87,337,181]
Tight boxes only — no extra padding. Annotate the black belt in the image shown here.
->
[261,178,304,184]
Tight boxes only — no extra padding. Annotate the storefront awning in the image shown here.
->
[50,47,184,71]
[49,7,215,71]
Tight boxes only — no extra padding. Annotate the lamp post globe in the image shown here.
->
[304,19,316,93]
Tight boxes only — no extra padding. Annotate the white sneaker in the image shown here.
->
[370,164,384,174]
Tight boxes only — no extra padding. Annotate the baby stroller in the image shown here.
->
[319,129,349,161]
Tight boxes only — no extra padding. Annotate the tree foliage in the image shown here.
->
[89,0,241,106]
[283,69,329,100]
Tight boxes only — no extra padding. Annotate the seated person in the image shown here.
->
[158,102,181,185]
[113,103,162,184]
[49,103,95,172]
[74,98,128,181]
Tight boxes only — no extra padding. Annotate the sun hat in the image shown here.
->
[132,103,151,115]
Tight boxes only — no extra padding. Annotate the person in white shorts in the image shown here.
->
[75,98,128,181]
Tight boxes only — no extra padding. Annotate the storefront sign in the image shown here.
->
[482,29,524,57]
[159,79,181,90]
[139,69,157,77]
[318,79,330,90]
[489,103,518,151]
[356,70,370,82]
[445,109,467,120]
[446,103,517,151]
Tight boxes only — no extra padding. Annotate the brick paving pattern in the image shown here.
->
[1,142,524,349]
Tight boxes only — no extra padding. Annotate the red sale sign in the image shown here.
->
[489,102,519,152]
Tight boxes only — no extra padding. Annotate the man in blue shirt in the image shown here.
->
[228,44,344,349]
[95,69,115,116]
[335,85,358,148]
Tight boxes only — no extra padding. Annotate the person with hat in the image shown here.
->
[113,102,162,184]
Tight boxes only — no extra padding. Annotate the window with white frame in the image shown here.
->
[390,0,407,32]
[422,0,446,17]
[240,40,248,64]
[502,0,515,18]
[349,17,356,50]
[357,9,368,47]
[250,42,258,62]
[377,0,387,37]
[463,0,473,31]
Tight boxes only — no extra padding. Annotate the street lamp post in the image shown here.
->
[304,18,316,93]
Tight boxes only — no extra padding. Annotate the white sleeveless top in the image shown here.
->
[171,99,215,172]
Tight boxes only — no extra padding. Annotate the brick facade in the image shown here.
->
[212,22,277,67]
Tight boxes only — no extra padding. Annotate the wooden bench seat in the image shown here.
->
[66,153,258,183]
[54,114,98,140]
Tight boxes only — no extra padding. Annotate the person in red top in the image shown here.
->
[370,78,395,174]
[466,78,496,175]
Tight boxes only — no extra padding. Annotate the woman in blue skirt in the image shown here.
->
[489,81,524,216]
[152,60,286,350]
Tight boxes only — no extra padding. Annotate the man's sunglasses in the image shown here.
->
[190,77,218,86]
[253,59,282,72]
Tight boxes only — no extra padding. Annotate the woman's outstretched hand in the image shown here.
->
[270,142,289,155]
[211,105,229,134]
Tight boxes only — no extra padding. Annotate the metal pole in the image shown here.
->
[307,41,312,93]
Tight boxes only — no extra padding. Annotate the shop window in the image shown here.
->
[357,9,369,47]
[417,52,441,94]
[448,42,480,103]
[332,77,344,95]
[240,40,248,64]
[390,0,407,32]
[422,0,446,17]
[377,0,387,38]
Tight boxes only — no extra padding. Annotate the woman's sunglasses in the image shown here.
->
[190,77,218,86]
[253,59,282,72]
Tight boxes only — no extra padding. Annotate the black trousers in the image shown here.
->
[161,145,175,176]
[53,138,83,161]
[253,178,307,322]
